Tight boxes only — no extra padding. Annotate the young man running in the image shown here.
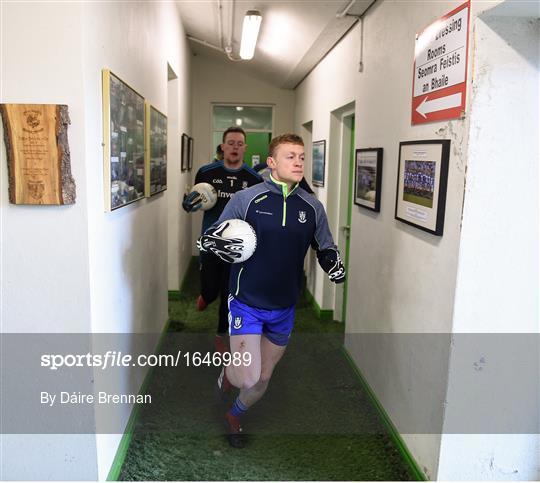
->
[182,127,261,353]
[198,133,345,448]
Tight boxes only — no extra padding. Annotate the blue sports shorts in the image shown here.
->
[227,296,295,346]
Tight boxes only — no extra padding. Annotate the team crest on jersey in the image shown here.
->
[242,181,248,189]
[233,316,243,329]
[298,211,307,223]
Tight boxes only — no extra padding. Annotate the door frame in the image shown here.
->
[328,105,355,322]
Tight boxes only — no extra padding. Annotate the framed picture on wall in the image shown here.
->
[354,148,383,212]
[145,103,167,196]
[102,69,146,211]
[395,139,450,236]
[181,133,189,172]
[312,140,326,187]
[188,136,194,171]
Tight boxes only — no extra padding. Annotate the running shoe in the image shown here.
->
[224,411,244,449]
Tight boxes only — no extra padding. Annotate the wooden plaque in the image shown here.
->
[0,104,76,205]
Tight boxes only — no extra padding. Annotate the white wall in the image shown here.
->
[293,0,538,479]
[437,11,539,481]
[189,54,295,249]
[80,2,191,479]
[1,1,192,480]
[167,68,193,291]
[295,2,469,476]
[0,2,98,480]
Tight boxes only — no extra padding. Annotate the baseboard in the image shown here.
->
[106,318,171,481]
[341,346,428,481]
[304,286,333,321]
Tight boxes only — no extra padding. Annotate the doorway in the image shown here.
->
[328,105,355,322]
[212,104,273,167]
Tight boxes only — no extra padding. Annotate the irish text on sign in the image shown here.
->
[412,1,470,124]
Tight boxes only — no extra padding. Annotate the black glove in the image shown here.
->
[182,191,202,213]
[197,221,244,264]
[317,249,346,284]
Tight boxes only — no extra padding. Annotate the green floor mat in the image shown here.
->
[117,259,416,481]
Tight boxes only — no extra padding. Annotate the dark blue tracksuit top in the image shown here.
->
[208,175,339,310]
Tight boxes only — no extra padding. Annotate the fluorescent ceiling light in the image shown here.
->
[236,106,244,111]
[240,10,262,60]
[235,118,243,126]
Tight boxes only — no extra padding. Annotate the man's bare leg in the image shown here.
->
[225,334,261,390]
[239,336,286,408]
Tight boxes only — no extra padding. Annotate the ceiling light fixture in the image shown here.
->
[235,118,243,126]
[239,10,262,60]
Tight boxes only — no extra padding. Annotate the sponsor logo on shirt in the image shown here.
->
[218,191,234,199]
[256,210,273,216]
[254,195,268,204]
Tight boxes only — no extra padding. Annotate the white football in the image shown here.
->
[191,182,217,211]
[219,219,257,263]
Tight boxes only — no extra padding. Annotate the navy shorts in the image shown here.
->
[227,296,295,346]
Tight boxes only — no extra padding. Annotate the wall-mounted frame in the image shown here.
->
[181,133,189,172]
[395,140,450,236]
[312,140,326,187]
[188,136,194,171]
[102,69,145,211]
[354,148,383,212]
[145,103,167,196]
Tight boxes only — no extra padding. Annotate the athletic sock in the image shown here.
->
[229,397,248,418]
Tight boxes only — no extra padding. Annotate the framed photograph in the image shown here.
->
[181,133,189,172]
[145,103,167,196]
[354,148,383,212]
[395,140,450,236]
[188,136,194,171]
[312,140,326,187]
[102,69,146,211]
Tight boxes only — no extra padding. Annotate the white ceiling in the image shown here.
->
[177,0,375,89]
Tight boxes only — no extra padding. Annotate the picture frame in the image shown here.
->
[188,136,194,171]
[312,140,326,187]
[354,148,383,212]
[145,103,167,196]
[395,140,450,236]
[102,69,146,211]
[181,133,189,172]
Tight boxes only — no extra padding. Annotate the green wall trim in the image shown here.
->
[106,318,172,481]
[341,347,428,481]
[304,287,333,321]
[168,290,180,301]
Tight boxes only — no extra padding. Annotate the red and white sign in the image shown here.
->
[412,1,470,124]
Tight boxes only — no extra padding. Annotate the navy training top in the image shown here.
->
[195,160,261,234]
[208,175,339,310]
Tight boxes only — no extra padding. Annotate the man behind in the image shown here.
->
[198,133,345,448]
[182,127,261,353]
